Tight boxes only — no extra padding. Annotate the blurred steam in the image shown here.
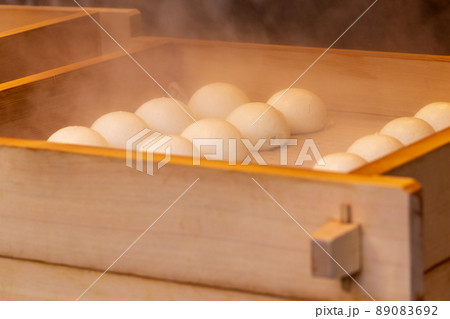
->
[1,0,448,54]
[0,0,448,141]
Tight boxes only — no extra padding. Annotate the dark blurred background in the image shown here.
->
[2,0,449,54]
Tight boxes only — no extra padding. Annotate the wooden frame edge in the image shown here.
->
[0,137,421,192]
[0,38,170,91]
[0,11,91,38]
[136,36,450,63]
[353,128,450,175]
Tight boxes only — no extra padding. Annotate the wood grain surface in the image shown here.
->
[0,256,282,301]
[0,142,422,300]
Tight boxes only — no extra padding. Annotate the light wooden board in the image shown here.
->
[424,259,450,301]
[0,6,141,83]
[96,8,142,54]
[0,255,445,301]
[384,140,450,271]
[355,128,450,271]
[0,38,172,139]
[0,256,281,301]
[172,38,450,117]
[0,141,422,300]
[0,6,74,32]
[0,12,101,83]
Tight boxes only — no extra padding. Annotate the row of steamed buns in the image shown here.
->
[48,82,327,161]
[313,101,450,173]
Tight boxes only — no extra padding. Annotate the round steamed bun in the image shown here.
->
[91,111,148,149]
[414,102,450,132]
[135,97,193,135]
[181,118,247,162]
[267,88,327,134]
[48,126,109,147]
[188,82,250,119]
[347,133,403,162]
[313,152,367,173]
[379,117,434,145]
[226,102,290,151]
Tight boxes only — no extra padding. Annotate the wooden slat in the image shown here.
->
[0,7,74,32]
[0,4,142,14]
[354,129,450,270]
[381,139,449,271]
[0,38,172,140]
[0,12,102,83]
[164,37,450,63]
[96,9,142,53]
[0,256,281,301]
[0,136,422,191]
[424,259,450,301]
[3,255,445,301]
[0,143,422,300]
[171,38,450,117]
[354,128,450,176]
[0,6,143,83]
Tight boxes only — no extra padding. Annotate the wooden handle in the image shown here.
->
[311,219,361,278]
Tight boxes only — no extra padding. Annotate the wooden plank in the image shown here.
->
[0,136,422,191]
[0,142,422,300]
[354,128,450,176]
[165,38,450,63]
[354,129,450,270]
[382,139,449,271]
[424,259,450,301]
[0,38,173,140]
[0,12,103,83]
[0,6,142,83]
[0,5,142,15]
[0,256,281,301]
[356,129,449,271]
[0,6,74,32]
[171,38,450,117]
[97,9,142,53]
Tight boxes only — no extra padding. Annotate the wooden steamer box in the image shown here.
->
[0,5,449,300]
